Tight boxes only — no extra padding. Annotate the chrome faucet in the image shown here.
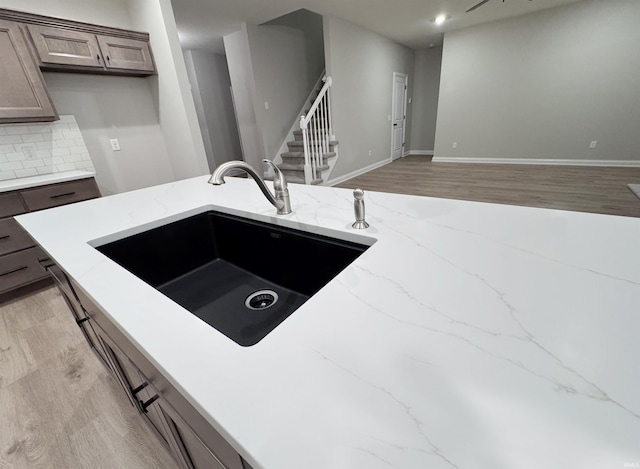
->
[208,159,292,215]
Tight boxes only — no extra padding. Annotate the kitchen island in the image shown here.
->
[16,175,640,468]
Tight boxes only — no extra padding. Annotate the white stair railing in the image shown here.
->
[300,76,333,184]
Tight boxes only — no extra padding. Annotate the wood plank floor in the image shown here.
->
[335,156,640,218]
[0,286,178,468]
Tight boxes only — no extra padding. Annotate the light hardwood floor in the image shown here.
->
[0,285,178,468]
[335,157,640,218]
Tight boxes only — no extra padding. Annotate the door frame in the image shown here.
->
[390,72,408,160]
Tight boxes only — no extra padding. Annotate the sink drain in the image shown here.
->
[245,290,279,310]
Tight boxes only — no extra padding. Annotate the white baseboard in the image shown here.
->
[432,157,640,167]
[404,150,434,157]
[327,158,391,186]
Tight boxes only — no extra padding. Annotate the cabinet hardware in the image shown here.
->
[97,54,101,62]
[0,234,10,241]
[76,316,90,325]
[0,266,28,277]
[106,56,110,62]
[140,394,159,413]
[50,191,76,199]
[131,382,149,395]
[39,257,54,268]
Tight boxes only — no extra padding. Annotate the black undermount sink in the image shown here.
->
[95,211,370,346]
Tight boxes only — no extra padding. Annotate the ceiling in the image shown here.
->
[172,0,584,54]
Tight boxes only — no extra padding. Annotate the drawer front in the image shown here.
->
[0,217,35,256]
[0,193,26,218]
[0,246,49,294]
[20,178,100,212]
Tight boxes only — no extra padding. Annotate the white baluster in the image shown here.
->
[300,115,312,184]
[299,76,333,184]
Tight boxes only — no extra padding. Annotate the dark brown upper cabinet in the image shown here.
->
[0,19,57,123]
[28,24,104,69]
[96,35,155,74]
[0,7,157,123]
[28,24,156,75]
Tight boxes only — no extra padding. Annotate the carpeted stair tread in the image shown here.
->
[281,151,336,159]
[279,163,329,172]
[287,140,338,148]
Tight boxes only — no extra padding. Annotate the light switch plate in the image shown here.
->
[110,139,121,151]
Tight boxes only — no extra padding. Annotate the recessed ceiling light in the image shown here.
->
[434,14,448,26]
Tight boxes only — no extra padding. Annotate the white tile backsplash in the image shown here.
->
[21,134,45,143]
[15,168,38,178]
[0,116,95,182]
[0,135,22,145]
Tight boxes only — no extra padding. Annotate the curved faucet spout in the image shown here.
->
[208,160,292,215]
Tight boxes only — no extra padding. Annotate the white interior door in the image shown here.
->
[391,73,408,160]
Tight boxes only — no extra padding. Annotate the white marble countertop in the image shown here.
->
[0,170,95,193]
[16,176,640,469]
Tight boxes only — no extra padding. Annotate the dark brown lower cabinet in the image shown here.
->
[97,331,195,467]
[160,403,226,469]
[49,265,251,469]
[47,264,113,372]
[1,177,101,298]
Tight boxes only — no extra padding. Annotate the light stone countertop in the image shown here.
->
[16,176,640,469]
[0,170,95,193]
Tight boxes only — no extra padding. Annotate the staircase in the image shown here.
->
[275,76,337,185]
[279,129,338,184]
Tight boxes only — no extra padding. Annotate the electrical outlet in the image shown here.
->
[452,142,457,149]
[264,101,269,110]
[368,150,372,156]
[17,143,37,160]
[110,139,121,151]
[589,140,597,149]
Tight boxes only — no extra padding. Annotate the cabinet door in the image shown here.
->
[105,343,168,437]
[27,24,103,68]
[96,332,193,469]
[96,35,155,73]
[47,264,112,370]
[160,406,226,469]
[0,19,57,123]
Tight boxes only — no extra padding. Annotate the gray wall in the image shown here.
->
[434,0,640,162]
[409,46,442,154]
[224,26,263,170]
[128,0,210,179]
[247,13,324,161]
[224,15,325,169]
[43,73,174,196]
[184,50,242,170]
[323,15,415,181]
[263,9,325,91]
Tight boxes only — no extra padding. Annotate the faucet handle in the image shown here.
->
[262,159,287,191]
